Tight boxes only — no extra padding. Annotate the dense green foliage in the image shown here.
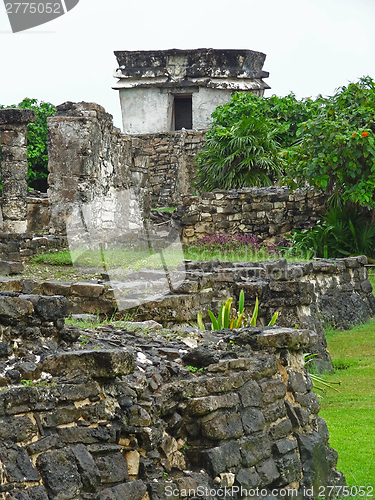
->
[285,76,375,208]
[0,98,56,192]
[195,91,319,191]
[208,91,318,149]
[291,205,375,259]
[287,77,375,259]
[196,77,375,258]
[197,77,375,209]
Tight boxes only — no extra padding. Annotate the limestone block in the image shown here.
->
[0,295,33,318]
[70,282,105,298]
[37,448,82,498]
[0,443,40,482]
[126,450,140,476]
[236,467,261,489]
[187,393,240,416]
[95,452,129,483]
[0,108,36,124]
[201,410,243,440]
[43,350,135,378]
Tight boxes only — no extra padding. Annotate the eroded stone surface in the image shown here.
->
[0,300,346,498]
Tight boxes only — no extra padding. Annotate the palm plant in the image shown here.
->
[195,115,285,191]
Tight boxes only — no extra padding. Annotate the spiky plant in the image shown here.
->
[195,115,285,191]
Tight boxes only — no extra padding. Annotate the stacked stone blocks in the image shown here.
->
[175,187,326,242]
[0,292,344,498]
[131,131,206,207]
[0,108,36,233]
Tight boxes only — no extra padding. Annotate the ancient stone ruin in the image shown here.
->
[176,188,326,243]
[0,47,374,498]
[0,292,345,499]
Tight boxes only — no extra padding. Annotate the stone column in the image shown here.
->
[0,108,36,233]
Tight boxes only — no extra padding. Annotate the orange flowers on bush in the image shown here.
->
[362,131,368,137]
[353,133,356,137]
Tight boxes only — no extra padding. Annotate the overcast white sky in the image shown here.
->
[1,0,375,129]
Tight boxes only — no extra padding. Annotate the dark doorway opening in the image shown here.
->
[174,95,192,130]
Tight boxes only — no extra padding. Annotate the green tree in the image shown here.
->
[285,76,375,210]
[195,91,319,192]
[210,91,318,149]
[0,98,56,192]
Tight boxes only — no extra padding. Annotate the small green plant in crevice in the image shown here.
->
[304,354,341,394]
[197,291,279,331]
[21,379,34,387]
[186,366,203,373]
[21,379,56,388]
[79,335,89,346]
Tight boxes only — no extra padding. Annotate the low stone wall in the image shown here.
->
[131,131,206,207]
[175,187,326,242]
[0,293,344,499]
[2,256,373,371]
[124,256,374,370]
[0,233,67,261]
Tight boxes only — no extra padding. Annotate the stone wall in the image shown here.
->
[0,292,344,499]
[0,233,67,261]
[0,193,51,236]
[0,109,36,234]
[47,102,150,237]
[3,256,373,371]
[175,187,326,242]
[131,130,206,207]
[26,191,50,234]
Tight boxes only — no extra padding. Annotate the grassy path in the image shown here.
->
[319,320,375,489]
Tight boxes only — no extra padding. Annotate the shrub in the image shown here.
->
[195,115,285,191]
[185,233,261,253]
[291,205,375,259]
[285,76,375,210]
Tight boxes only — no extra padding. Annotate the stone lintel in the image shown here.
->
[0,108,36,125]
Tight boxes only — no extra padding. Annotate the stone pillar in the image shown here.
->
[0,108,36,233]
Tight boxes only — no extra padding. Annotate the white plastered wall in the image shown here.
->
[192,88,233,130]
[119,87,173,135]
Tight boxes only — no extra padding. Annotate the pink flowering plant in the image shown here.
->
[184,233,290,261]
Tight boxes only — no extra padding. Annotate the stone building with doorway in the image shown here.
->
[112,48,270,205]
[113,48,270,135]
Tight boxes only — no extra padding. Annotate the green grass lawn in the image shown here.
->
[319,320,375,490]
[368,268,375,289]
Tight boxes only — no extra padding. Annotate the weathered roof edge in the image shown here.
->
[113,48,270,90]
